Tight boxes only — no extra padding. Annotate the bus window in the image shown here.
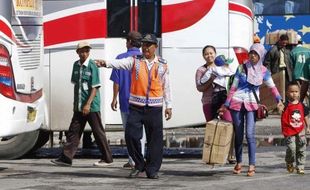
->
[138,0,161,37]
[253,0,310,15]
[107,0,130,37]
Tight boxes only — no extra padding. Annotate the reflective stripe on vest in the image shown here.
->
[129,59,167,107]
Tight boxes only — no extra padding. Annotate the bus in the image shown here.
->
[0,0,254,159]
[253,0,310,49]
[0,0,46,159]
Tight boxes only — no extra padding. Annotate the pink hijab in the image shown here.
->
[245,43,266,86]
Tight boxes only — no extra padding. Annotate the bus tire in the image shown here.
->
[28,130,51,153]
[0,130,39,159]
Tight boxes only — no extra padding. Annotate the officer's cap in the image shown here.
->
[141,34,158,44]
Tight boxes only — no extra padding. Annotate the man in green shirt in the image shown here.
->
[51,41,113,167]
[291,36,310,81]
[297,37,310,104]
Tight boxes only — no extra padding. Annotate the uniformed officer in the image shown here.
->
[96,34,172,179]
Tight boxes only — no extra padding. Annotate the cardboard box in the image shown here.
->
[202,119,233,164]
[266,31,280,45]
[287,29,298,44]
[266,29,298,45]
[260,70,285,110]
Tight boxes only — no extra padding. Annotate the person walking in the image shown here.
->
[281,81,309,175]
[219,43,284,177]
[51,41,113,167]
[109,31,146,169]
[96,34,172,179]
[290,35,310,81]
[195,45,235,163]
[264,34,293,86]
[195,45,232,122]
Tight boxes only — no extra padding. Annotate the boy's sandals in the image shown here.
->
[296,168,305,175]
[286,163,294,173]
[247,166,256,177]
[233,164,242,174]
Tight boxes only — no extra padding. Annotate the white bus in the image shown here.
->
[0,0,253,159]
[0,0,46,159]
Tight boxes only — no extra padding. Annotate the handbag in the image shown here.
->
[251,87,268,120]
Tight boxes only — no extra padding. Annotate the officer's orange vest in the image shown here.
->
[129,57,167,107]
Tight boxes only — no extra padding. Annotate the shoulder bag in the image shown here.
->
[251,87,268,120]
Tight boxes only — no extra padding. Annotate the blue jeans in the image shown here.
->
[121,112,146,165]
[230,105,256,165]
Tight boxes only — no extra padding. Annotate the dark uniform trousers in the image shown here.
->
[125,105,163,176]
[63,112,113,163]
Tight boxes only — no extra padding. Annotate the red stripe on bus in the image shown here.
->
[229,2,253,19]
[16,89,43,103]
[0,19,13,41]
[44,9,107,47]
[162,0,215,33]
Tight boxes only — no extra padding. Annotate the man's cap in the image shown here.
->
[127,31,142,41]
[214,55,233,66]
[76,41,92,50]
[141,34,158,44]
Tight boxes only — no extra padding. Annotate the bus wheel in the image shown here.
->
[0,130,39,159]
[28,130,51,153]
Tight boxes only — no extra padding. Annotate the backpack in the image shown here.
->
[227,64,247,90]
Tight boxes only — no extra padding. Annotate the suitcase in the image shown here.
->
[202,119,233,164]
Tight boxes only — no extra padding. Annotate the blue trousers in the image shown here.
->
[230,105,256,165]
[121,111,146,165]
[125,105,163,176]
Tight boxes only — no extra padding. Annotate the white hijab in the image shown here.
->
[245,43,266,86]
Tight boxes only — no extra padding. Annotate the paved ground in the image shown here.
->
[1,115,307,189]
[1,146,310,190]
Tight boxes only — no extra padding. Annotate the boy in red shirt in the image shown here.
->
[281,81,309,174]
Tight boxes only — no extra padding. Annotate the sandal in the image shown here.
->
[286,163,294,173]
[247,166,256,177]
[296,168,305,175]
[233,164,242,174]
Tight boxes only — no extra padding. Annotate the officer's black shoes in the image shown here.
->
[147,172,159,179]
[128,169,146,178]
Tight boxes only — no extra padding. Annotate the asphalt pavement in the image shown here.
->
[1,146,310,190]
[1,114,307,189]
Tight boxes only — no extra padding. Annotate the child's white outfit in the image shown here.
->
[200,65,235,88]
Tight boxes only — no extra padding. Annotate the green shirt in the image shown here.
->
[71,58,101,112]
[292,46,310,81]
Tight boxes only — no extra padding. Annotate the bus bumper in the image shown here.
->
[0,95,45,137]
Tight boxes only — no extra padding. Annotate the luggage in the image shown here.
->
[265,29,298,45]
[202,119,233,164]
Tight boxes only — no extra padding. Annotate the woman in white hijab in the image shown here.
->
[219,43,284,177]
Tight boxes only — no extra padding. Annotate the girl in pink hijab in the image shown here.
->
[219,43,284,177]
